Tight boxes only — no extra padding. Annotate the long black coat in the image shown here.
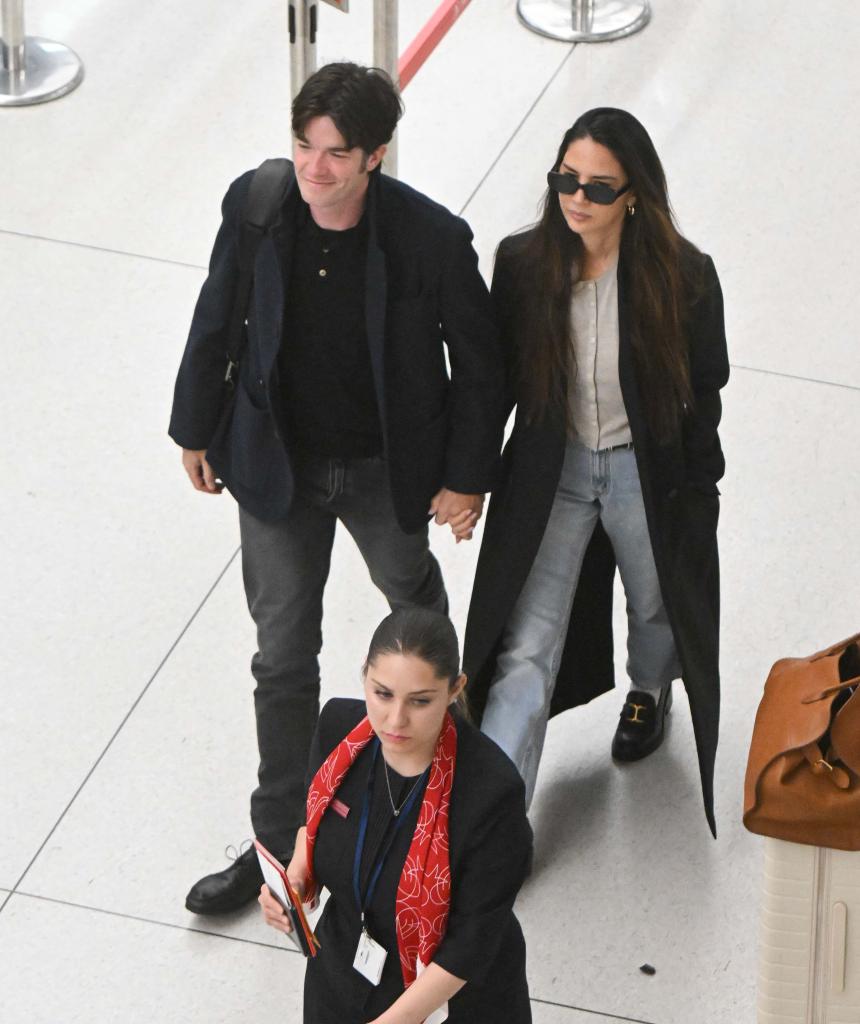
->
[303,698,532,1023]
[463,232,729,835]
[169,165,504,531]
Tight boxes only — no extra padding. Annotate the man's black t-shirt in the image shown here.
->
[278,203,383,459]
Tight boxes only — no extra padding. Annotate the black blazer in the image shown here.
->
[302,698,532,1024]
[168,166,505,531]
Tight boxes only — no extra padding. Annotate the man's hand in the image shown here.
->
[182,448,223,494]
[428,489,484,543]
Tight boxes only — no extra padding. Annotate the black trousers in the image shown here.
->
[239,454,447,855]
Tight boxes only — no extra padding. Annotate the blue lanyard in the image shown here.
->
[352,738,428,922]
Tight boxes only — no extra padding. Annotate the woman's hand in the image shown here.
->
[366,962,466,1024]
[258,883,293,934]
[448,506,481,543]
[258,827,317,931]
[285,826,318,910]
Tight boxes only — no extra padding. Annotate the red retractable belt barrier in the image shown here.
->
[398,0,473,90]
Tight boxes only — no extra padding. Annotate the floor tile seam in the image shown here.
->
[2,221,856,401]
[2,546,242,904]
[457,42,577,217]
[530,995,656,1024]
[7,889,295,953]
[3,230,855,399]
[0,227,207,271]
[730,362,859,393]
[7,892,654,1023]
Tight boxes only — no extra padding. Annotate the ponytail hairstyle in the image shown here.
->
[363,607,469,718]
[515,107,701,442]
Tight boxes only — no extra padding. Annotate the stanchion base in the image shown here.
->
[0,37,84,107]
[517,0,650,42]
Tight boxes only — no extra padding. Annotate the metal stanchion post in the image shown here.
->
[517,0,650,43]
[373,0,398,177]
[0,0,84,106]
[288,0,318,101]
[2,0,23,74]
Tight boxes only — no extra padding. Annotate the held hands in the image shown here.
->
[428,489,484,543]
[181,448,223,494]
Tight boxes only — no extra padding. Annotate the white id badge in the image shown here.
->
[353,928,387,985]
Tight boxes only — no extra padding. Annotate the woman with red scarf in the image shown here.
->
[259,606,533,1023]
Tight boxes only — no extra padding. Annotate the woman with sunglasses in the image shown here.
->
[259,606,533,1023]
[463,108,728,836]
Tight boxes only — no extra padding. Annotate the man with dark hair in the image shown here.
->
[169,62,504,914]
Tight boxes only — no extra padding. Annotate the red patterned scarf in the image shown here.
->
[305,711,458,986]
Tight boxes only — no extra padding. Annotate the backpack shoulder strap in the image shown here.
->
[244,157,294,232]
[225,158,295,374]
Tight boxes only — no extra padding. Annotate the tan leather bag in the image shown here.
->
[743,633,860,851]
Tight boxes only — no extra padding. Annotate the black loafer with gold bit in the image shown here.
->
[611,684,673,762]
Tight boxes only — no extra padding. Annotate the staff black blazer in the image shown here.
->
[303,698,533,1024]
[168,165,505,531]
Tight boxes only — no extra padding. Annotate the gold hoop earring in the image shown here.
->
[627,204,636,217]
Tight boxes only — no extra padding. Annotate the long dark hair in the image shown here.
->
[364,607,468,716]
[513,107,700,442]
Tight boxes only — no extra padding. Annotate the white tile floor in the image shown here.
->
[2,1,858,1021]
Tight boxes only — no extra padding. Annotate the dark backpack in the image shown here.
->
[205,158,297,519]
[224,158,295,386]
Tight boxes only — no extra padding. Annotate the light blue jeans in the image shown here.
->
[481,441,679,807]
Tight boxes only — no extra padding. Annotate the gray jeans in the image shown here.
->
[239,454,447,854]
[481,442,678,807]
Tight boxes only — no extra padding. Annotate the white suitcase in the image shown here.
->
[759,837,860,1023]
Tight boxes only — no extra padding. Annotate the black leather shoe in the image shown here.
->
[611,684,673,762]
[185,844,265,915]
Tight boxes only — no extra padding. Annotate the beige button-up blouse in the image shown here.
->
[567,259,632,450]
